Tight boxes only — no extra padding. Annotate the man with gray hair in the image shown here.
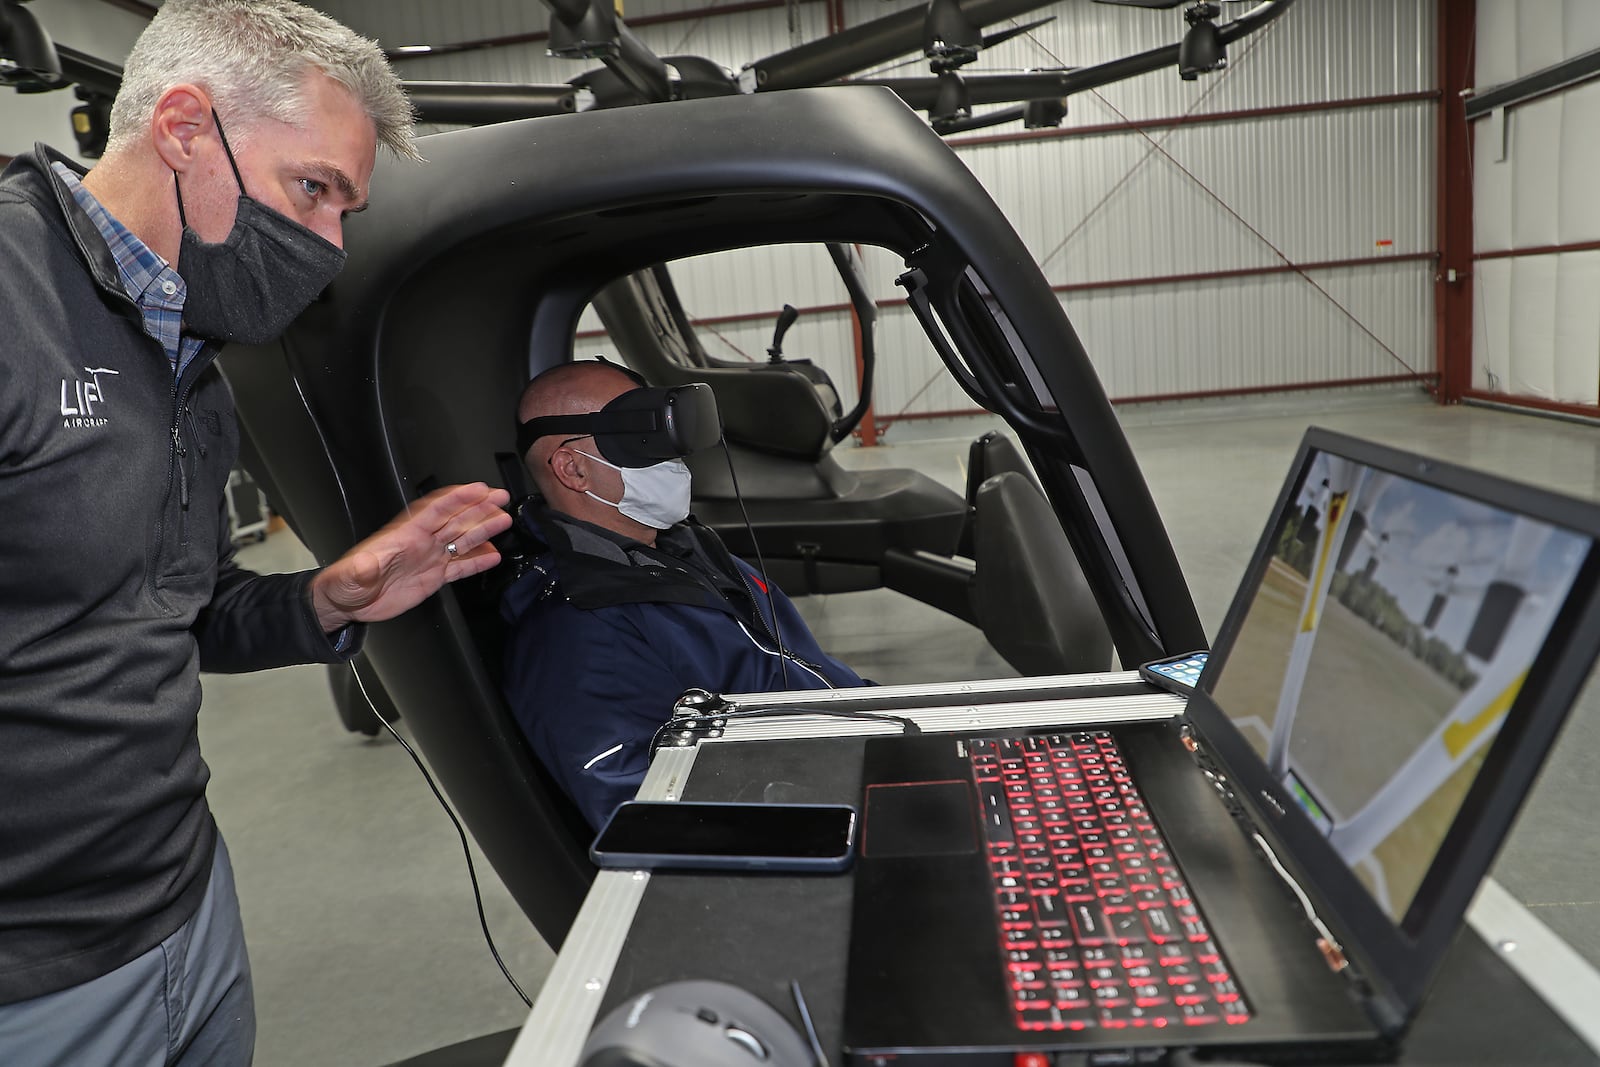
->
[0,2,510,1063]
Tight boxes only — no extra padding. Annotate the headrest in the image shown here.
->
[517,382,722,468]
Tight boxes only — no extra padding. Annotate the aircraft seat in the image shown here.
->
[689,448,970,595]
[971,471,1114,676]
[592,270,842,462]
[958,430,1038,559]
[592,266,970,596]
[231,86,1205,953]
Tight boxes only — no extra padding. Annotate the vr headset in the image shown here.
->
[516,382,722,468]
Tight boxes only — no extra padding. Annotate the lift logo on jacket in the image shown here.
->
[60,366,120,426]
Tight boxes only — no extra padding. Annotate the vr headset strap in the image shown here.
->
[515,409,662,457]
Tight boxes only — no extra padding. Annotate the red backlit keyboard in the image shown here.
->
[967,732,1250,1032]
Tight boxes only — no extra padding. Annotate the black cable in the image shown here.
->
[293,365,528,1006]
[350,665,532,1008]
[719,440,791,689]
[789,979,829,1067]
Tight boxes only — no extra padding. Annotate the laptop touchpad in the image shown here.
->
[862,780,978,857]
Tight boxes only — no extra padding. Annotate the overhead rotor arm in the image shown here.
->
[740,0,1063,92]
[857,0,1296,130]
[39,0,1297,140]
[537,0,1296,130]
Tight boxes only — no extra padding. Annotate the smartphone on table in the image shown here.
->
[590,800,858,873]
[1138,649,1209,697]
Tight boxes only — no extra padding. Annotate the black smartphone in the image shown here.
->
[1138,650,1209,696]
[590,801,858,873]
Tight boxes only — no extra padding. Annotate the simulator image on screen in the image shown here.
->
[1210,451,1591,921]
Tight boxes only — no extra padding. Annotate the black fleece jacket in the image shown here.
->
[0,145,357,1003]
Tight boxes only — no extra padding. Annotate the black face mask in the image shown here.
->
[173,111,348,345]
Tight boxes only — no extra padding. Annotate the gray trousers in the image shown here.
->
[0,836,255,1067]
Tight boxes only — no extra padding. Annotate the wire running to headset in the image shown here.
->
[286,369,535,1007]
[718,437,793,689]
[515,370,799,688]
[348,666,532,1007]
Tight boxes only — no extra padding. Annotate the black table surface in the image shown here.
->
[594,735,1598,1066]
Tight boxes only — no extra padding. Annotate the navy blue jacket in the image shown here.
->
[500,505,866,827]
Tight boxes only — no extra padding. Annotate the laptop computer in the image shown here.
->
[842,426,1600,1064]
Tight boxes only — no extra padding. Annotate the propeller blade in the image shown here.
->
[405,81,578,124]
[743,0,1059,92]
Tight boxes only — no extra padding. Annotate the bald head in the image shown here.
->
[517,361,660,541]
[517,362,637,472]
[517,360,640,423]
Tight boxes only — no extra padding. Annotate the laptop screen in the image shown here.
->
[1205,444,1595,927]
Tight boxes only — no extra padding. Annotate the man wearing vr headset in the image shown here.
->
[503,361,867,827]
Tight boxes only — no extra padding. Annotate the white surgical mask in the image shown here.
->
[578,450,692,530]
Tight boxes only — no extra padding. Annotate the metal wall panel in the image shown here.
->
[1478,0,1600,83]
[957,0,1438,404]
[1469,0,1600,406]
[1061,262,1434,399]
[317,0,535,49]
[319,0,567,85]
[960,104,1436,281]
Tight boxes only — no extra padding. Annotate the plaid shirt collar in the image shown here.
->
[51,161,204,377]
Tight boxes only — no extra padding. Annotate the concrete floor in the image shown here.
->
[202,386,1600,1065]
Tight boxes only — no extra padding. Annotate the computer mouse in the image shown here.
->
[578,978,816,1067]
